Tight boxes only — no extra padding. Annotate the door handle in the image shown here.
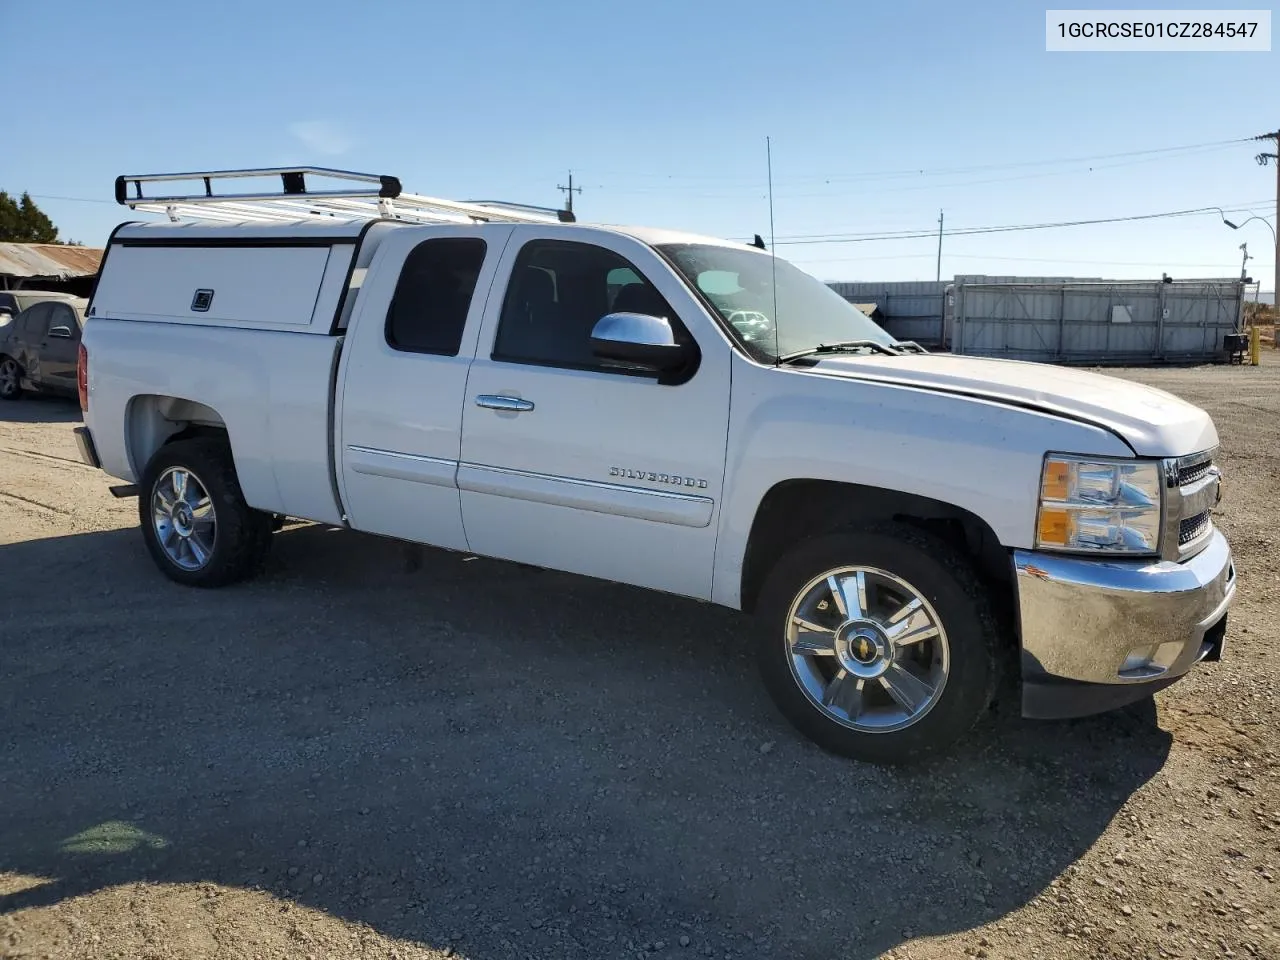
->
[475,394,534,412]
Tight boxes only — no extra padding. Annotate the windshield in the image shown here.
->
[657,243,898,363]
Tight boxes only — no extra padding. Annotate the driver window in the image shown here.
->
[492,240,683,371]
[21,303,53,337]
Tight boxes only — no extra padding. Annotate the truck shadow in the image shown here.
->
[0,523,1172,959]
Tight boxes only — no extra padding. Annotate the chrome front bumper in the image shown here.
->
[1014,529,1236,719]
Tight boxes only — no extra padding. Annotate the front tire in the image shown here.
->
[138,438,273,588]
[755,524,1001,764]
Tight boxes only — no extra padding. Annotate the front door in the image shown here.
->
[41,303,82,391]
[458,229,731,600]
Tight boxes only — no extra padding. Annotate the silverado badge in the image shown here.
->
[610,466,708,489]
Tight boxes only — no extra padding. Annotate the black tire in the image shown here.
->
[755,523,1002,765]
[138,437,273,588]
[0,356,23,400]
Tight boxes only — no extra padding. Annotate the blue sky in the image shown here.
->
[6,0,1277,293]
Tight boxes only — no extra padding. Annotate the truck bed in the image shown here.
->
[84,318,346,525]
[81,220,396,526]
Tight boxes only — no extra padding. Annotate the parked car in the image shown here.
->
[74,167,1235,764]
[0,289,82,326]
[0,295,88,400]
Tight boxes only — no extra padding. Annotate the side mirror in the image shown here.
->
[590,312,691,373]
[48,325,74,339]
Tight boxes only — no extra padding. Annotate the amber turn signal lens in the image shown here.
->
[1038,507,1072,546]
[1041,459,1070,501]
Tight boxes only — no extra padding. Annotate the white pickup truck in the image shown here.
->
[75,167,1236,764]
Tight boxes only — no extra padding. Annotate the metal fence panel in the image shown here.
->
[952,279,1242,364]
[828,281,948,345]
[829,275,1242,364]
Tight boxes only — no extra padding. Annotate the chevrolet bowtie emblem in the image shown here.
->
[857,637,873,660]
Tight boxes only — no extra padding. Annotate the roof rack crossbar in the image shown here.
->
[114,167,400,205]
[114,166,577,226]
[465,199,577,223]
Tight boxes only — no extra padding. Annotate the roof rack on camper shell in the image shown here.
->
[114,166,577,227]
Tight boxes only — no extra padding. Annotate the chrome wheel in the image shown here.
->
[785,566,950,733]
[0,358,19,397]
[151,466,216,571]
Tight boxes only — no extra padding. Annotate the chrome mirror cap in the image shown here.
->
[590,311,677,348]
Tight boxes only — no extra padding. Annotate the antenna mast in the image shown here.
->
[767,136,779,363]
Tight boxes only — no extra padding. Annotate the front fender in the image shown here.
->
[710,361,1132,608]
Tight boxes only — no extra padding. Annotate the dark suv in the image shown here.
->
[0,295,88,400]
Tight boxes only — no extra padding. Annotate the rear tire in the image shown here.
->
[754,523,1001,765]
[0,356,23,400]
[138,437,273,588]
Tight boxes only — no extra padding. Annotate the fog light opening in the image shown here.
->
[1118,645,1166,679]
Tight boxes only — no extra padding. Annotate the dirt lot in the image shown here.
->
[2,357,1278,960]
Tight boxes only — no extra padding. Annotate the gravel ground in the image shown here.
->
[1,356,1278,960]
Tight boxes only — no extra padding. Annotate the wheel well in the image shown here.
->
[739,479,1013,614]
[126,395,229,477]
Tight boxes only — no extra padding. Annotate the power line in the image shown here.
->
[768,145,1249,200]
[793,252,1249,269]
[588,135,1252,189]
[801,136,1251,184]
[589,144,1249,202]
[28,194,115,205]
[756,201,1275,246]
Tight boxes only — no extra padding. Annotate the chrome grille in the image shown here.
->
[1162,448,1219,560]
[1177,456,1213,487]
[1179,511,1210,545]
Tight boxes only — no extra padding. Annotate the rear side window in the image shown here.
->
[386,238,487,355]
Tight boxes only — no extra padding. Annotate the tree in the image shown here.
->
[0,192,60,243]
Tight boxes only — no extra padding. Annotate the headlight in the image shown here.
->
[1036,454,1162,555]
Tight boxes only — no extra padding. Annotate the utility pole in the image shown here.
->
[935,209,944,282]
[1254,129,1280,307]
[557,170,582,215]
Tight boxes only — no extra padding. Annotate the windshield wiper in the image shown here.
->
[777,339,905,363]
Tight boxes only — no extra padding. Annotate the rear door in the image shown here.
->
[10,303,53,384]
[40,303,81,390]
[336,225,513,550]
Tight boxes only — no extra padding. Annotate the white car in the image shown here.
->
[74,168,1235,764]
